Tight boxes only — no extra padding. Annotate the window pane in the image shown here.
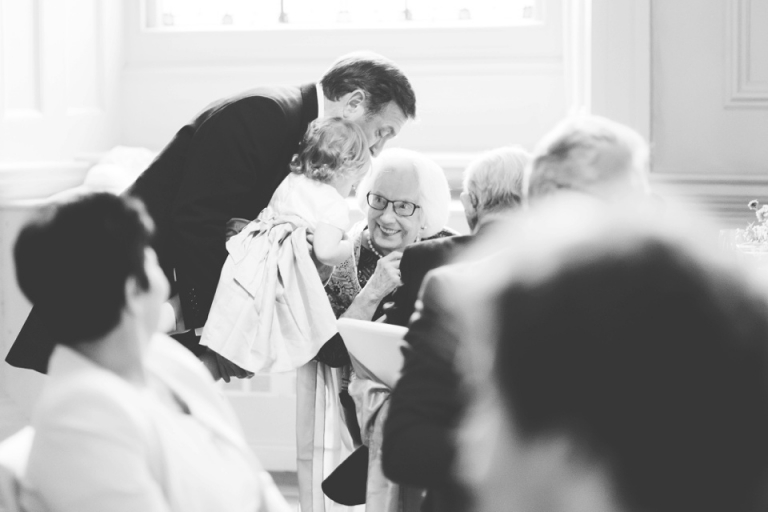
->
[282,0,342,25]
[346,0,404,24]
[151,0,281,27]
[145,0,542,29]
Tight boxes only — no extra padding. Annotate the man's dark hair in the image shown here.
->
[493,233,768,512]
[14,193,155,345]
[321,52,416,119]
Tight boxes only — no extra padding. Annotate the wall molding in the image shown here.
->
[123,57,564,81]
[64,0,106,114]
[0,0,43,117]
[0,160,90,203]
[562,0,592,114]
[3,156,764,230]
[446,157,768,229]
[651,172,768,226]
[0,0,123,160]
[125,1,563,66]
[725,0,768,108]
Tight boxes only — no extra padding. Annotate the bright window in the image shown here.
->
[144,0,544,30]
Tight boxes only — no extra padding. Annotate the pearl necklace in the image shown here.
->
[365,230,384,259]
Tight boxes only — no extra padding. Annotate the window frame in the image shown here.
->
[142,0,547,32]
[126,0,563,66]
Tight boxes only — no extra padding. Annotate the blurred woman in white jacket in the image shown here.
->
[15,193,289,512]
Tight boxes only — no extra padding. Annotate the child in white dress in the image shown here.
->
[200,117,371,374]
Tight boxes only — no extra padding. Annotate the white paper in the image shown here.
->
[337,318,407,388]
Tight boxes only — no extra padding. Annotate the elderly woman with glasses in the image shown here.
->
[296,148,453,512]
[328,149,454,321]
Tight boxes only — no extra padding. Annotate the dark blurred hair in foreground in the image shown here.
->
[14,193,155,346]
[468,197,768,512]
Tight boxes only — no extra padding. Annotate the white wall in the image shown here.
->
[0,0,124,164]
[590,0,651,138]
[650,0,768,227]
[0,0,125,419]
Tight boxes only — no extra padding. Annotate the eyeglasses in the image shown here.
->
[366,192,421,217]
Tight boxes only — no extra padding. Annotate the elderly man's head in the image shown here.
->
[523,115,649,203]
[460,146,530,232]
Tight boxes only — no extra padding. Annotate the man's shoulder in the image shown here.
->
[232,84,308,107]
[404,234,473,259]
[194,84,312,124]
[403,263,469,362]
[420,258,481,301]
[402,235,473,273]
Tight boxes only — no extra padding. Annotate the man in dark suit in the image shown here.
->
[6,52,416,374]
[382,146,530,512]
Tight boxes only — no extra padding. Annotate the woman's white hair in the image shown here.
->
[356,148,451,238]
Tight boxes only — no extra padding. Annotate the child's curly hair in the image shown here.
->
[290,117,371,184]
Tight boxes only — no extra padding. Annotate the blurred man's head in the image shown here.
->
[523,115,649,204]
[459,199,768,512]
[460,146,530,232]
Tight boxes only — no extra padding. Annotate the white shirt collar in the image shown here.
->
[316,83,325,119]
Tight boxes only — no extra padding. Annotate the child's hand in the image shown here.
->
[306,228,335,282]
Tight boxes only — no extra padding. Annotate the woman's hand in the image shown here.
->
[338,249,403,322]
[365,251,403,301]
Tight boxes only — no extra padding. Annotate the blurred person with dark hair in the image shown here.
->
[7,51,416,376]
[380,146,530,512]
[457,198,768,512]
[16,193,290,512]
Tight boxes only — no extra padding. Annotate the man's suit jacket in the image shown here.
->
[381,234,474,512]
[385,234,474,328]
[6,84,318,373]
[382,268,468,512]
[381,221,503,512]
[382,220,509,512]
[23,334,287,512]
